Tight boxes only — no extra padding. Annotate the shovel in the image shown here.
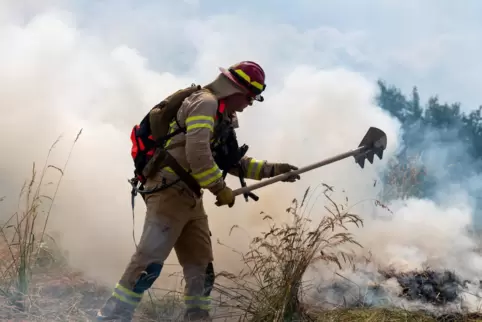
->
[232,126,387,198]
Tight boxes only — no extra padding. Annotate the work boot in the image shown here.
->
[183,308,212,321]
[96,296,135,322]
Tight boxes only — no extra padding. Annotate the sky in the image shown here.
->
[4,0,482,109]
[2,0,482,309]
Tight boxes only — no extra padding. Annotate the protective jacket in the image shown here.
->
[158,87,271,197]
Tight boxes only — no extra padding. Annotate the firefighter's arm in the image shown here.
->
[230,156,300,182]
[228,156,269,180]
[226,114,297,181]
[226,115,271,181]
[184,97,226,194]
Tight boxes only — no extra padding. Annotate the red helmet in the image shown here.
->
[219,61,266,102]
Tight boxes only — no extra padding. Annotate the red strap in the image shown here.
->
[215,100,225,120]
[219,100,225,113]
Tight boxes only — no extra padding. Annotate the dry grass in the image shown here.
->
[0,130,182,321]
[312,308,482,321]
[213,185,365,322]
[0,130,82,312]
[313,307,435,321]
[0,134,479,321]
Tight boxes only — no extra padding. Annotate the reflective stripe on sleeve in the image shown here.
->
[186,115,214,132]
[192,165,222,187]
[164,165,222,188]
[247,159,266,180]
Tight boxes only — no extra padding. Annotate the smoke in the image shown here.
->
[5,1,482,317]
[0,2,400,282]
[302,105,482,313]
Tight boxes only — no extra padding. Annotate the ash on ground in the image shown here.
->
[313,268,482,312]
[380,269,463,305]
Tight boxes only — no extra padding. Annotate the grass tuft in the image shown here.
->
[0,129,82,312]
[214,185,364,322]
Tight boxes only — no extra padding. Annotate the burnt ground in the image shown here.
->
[0,241,187,322]
[312,266,482,322]
[1,241,482,322]
[2,266,482,321]
[0,256,240,321]
[380,269,482,321]
[0,266,112,321]
[380,269,463,306]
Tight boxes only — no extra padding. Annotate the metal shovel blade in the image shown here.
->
[353,127,387,168]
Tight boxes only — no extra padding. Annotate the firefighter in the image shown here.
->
[96,61,300,321]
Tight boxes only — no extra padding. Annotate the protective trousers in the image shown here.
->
[97,182,214,321]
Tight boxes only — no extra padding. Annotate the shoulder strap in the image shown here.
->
[215,100,226,121]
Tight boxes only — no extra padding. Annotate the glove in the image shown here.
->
[214,185,235,207]
[270,163,301,182]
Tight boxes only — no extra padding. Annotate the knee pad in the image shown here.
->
[203,262,215,296]
[133,262,163,294]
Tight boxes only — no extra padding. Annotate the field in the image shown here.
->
[1,135,482,322]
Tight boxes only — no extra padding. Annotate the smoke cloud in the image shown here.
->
[303,122,482,313]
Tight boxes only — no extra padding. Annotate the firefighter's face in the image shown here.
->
[224,93,253,113]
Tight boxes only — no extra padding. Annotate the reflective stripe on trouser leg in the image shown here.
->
[98,261,163,321]
[183,263,214,315]
[96,283,142,321]
[182,264,213,314]
[113,282,143,306]
[184,295,212,311]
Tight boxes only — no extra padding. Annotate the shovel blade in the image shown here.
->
[354,127,387,168]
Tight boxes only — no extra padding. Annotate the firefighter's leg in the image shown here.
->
[175,209,214,321]
[203,262,215,297]
[97,189,189,321]
[203,232,215,298]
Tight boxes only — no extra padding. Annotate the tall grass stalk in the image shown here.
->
[214,185,364,322]
[0,129,82,310]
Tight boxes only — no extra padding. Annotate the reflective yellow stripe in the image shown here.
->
[164,166,176,174]
[111,283,143,307]
[247,159,265,180]
[115,283,142,298]
[234,69,264,91]
[184,295,211,310]
[112,292,139,306]
[192,166,219,179]
[186,116,213,122]
[186,115,214,132]
[192,165,222,187]
[164,120,178,148]
[188,123,213,131]
[164,165,222,187]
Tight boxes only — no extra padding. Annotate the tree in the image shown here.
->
[375,80,482,202]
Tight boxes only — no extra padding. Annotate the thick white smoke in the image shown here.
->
[2,1,481,315]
